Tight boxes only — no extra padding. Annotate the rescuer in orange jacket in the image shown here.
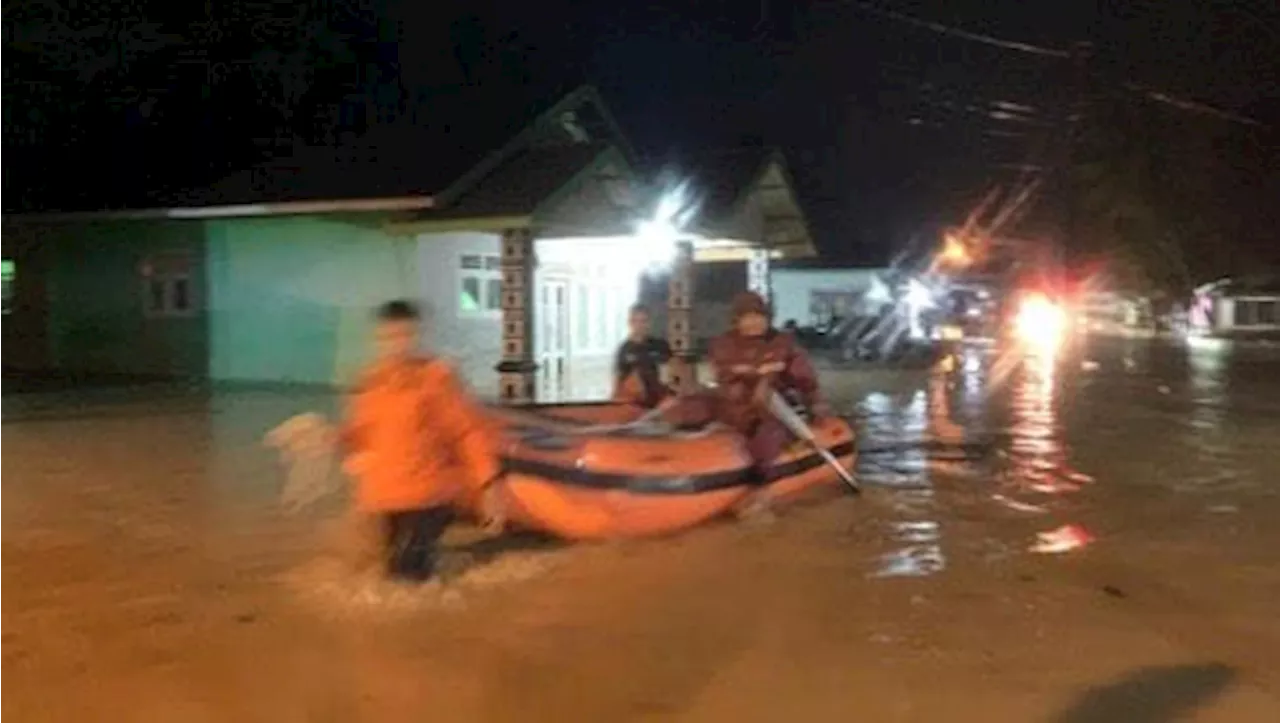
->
[340,300,501,582]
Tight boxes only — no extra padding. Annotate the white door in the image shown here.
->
[538,279,571,399]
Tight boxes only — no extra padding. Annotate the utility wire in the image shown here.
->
[1123,82,1267,128]
[847,1,1069,58]
[847,1,1272,130]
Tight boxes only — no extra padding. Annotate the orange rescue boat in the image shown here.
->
[481,402,856,540]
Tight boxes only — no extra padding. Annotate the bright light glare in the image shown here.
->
[939,234,971,267]
[631,183,697,269]
[1015,294,1066,354]
[866,275,892,304]
[632,218,678,267]
[905,278,934,309]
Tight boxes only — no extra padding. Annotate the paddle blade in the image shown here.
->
[767,392,860,494]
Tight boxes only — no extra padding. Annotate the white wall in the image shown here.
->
[536,237,642,359]
[416,231,504,397]
[771,268,886,326]
[1215,298,1235,330]
[1222,296,1280,330]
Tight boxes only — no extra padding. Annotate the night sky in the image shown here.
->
[5,0,1279,268]
[565,0,1280,266]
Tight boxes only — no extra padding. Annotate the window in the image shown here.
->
[459,253,503,316]
[2,259,14,315]
[575,282,590,349]
[140,255,196,318]
[1235,300,1256,327]
[590,285,605,350]
[607,286,622,346]
[1257,300,1278,326]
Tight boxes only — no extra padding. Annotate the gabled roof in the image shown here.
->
[11,85,637,222]
[680,148,778,225]
[425,143,618,218]
[678,147,817,258]
[386,143,641,237]
[1198,275,1280,297]
[185,83,626,209]
[438,85,637,206]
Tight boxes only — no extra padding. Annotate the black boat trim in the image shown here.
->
[501,441,857,495]
[494,403,642,429]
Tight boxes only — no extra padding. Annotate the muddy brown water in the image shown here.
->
[5,336,1280,721]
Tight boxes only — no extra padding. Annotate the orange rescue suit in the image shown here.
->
[342,357,500,513]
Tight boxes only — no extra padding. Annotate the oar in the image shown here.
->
[766,391,861,494]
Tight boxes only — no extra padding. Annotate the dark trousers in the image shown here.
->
[380,506,453,582]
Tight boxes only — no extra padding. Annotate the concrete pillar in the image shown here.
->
[496,228,538,404]
[666,240,696,387]
[747,246,771,302]
[1215,297,1234,332]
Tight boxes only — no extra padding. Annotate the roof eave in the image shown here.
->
[7,196,437,224]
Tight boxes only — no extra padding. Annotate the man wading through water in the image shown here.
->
[338,300,501,582]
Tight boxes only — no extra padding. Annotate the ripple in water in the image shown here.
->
[858,383,948,578]
[855,345,1104,576]
[283,549,561,619]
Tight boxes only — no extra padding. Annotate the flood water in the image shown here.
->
[5,336,1280,721]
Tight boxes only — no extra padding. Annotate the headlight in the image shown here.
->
[1014,294,1066,353]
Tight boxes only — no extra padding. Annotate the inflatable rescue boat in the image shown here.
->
[481,402,856,540]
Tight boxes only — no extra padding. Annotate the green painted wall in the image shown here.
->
[21,214,437,386]
[42,220,208,376]
[205,216,417,386]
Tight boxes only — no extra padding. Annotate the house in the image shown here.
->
[769,266,890,330]
[2,87,818,402]
[635,148,817,345]
[1189,277,1280,337]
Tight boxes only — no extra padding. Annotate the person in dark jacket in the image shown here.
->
[708,291,826,494]
[612,303,675,408]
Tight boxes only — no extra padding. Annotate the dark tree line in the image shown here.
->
[1066,82,1279,297]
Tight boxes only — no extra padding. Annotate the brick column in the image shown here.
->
[666,240,697,387]
[747,246,771,303]
[495,228,538,404]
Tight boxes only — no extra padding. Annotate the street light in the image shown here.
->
[631,182,697,271]
[938,233,972,268]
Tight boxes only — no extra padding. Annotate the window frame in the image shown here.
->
[457,251,504,318]
[2,258,15,316]
[140,255,198,319]
[1257,299,1278,326]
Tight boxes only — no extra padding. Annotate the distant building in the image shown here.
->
[1189,277,1280,337]
[770,267,889,329]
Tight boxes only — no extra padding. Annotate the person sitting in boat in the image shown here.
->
[612,303,676,409]
[709,291,826,500]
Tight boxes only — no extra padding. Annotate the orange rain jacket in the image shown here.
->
[341,357,500,513]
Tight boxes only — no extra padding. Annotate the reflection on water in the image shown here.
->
[857,343,1098,577]
[1187,339,1228,435]
[873,525,946,578]
[859,375,948,578]
[1006,351,1071,490]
